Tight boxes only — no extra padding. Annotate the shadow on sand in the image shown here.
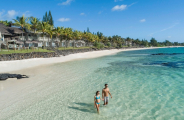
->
[68,102,97,113]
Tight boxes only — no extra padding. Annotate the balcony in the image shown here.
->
[37,37,49,41]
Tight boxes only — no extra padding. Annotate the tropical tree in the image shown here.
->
[141,39,149,47]
[54,27,64,48]
[46,26,54,47]
[54,27,64,39]
[13,15,30,41]
[125,37,132,47]
[30,17,40,33]
[133,38,141,46]
[0,20,13,26]
[150,38,158,46]
[102,37,109,45]
[13,15,30,30]
[38,21,50,43]
[85,33,97,46]
[164,40,172,46]
[73,30,83,48]
[63,28,73,48]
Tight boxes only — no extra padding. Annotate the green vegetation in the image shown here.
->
[13,15,30,30]
[93,42,105,49]
[42,11,54,26]
[0,49,54,55]
[107,42,111,47]
[1,11,184,55]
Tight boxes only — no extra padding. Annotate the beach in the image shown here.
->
[0,47,157,73]
[1,47,184,120]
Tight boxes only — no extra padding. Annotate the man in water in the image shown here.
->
[102,84,112,106]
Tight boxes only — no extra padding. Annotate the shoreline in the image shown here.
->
[0,47,181,73]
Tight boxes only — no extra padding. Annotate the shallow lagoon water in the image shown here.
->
[0,47,184,120]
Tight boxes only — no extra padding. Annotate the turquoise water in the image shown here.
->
[0,47,184,120]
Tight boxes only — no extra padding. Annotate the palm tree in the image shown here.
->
[54,27,62,38]
[73,30,82,48]
[38,21,50,46]
[87,33,96,46]
[30,17,40,34]
[54,27,64,48]
[46,26,54,47]
[13,15,30,41]
[103,37,109,45]
[126,37,132,47]
[13,15,30,31]
[82,32,88,45]
[0,20,12,26]
[63,28,73,48]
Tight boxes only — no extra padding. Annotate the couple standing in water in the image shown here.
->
[94,84,112,113]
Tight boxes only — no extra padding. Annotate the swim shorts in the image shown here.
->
[104,97,109,103]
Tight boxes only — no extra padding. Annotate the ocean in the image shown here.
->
[0,47,184,120]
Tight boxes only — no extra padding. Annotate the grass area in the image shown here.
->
[58,46,91,50]
[0,49,54,55]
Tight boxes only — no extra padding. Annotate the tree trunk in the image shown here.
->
[65,39,67,49]
[73,40,75,49]
[43,33,45,47]
[22,33,23,45]
[48,37,50,47]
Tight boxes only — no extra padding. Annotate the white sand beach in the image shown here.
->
[0,47,183,120]
[0,48,158,73]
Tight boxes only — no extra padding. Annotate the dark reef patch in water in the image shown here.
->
[151,53,184,55]
[0,74,29,80]
[143,61,184,68]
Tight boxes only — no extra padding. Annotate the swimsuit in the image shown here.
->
[96,96,100,104]
[104,96,109,103]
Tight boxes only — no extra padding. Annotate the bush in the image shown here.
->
[93,42,104,49]
[118,44,122,48]
[112,43,117,47]
[94,42,100,49]
[107,42,111,47]
[100,43,104,49]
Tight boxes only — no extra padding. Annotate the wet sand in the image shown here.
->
[0,48,159,73]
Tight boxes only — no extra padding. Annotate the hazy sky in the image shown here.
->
[0,0,184,42]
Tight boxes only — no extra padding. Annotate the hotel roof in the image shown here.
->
[0,23,24,35]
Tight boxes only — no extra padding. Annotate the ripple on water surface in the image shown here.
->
[0,47,184,120]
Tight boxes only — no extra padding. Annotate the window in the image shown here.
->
[62,42,65,47]
[70,43,73,47]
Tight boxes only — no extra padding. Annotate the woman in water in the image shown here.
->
[94,91,104,113]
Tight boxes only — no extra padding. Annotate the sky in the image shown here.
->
[0,0,184,42]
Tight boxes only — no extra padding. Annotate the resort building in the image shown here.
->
[0,23,86,49]
[125,40,132,46]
